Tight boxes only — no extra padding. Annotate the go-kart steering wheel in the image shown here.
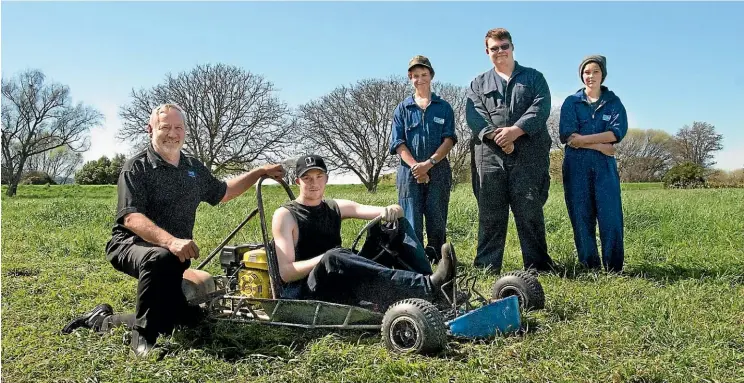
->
[351,216,384,254]
[351,215,401,260]
[350,216,417,271]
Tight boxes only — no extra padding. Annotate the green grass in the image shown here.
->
[2,184,743,383]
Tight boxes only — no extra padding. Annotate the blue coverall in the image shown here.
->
[389,93,457,260]
[559,86,629,272]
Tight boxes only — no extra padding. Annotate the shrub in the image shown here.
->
[20,171,57,185]
[663,162,706,189]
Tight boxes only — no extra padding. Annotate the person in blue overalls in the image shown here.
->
[559,55,629,272]
[389,55,457,263]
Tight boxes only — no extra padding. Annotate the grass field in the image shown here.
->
[2,183,743,383]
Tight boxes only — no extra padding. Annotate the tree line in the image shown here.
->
[2,65,734,196]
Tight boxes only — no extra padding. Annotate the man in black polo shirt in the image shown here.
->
[62,103,284,356]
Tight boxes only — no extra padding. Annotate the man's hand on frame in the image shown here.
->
[381,204,403,222]
[261,164,286,181]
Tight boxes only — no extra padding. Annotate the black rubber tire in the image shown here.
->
[381,298,447,354]
[491,270,545,311]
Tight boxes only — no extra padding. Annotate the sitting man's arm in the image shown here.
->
[122,213,199,263]
[335,199,403,222]
[272,207,325,283]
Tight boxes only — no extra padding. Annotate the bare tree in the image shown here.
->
[1,70,102,196]
[671,121,724,168]
[546,106,563,151]
[25,145,83,184]
[432,83,471,186]
[295,77,408,192]
[281,157,298,185]
[118,63,293,175]
[615,128,674,182]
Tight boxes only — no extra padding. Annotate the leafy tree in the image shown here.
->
[75,154,126,185]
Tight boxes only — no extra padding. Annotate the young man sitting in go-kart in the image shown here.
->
[272,155,457,310]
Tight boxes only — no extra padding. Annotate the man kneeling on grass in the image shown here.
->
[272,155,457,309]
[61,103,285,357]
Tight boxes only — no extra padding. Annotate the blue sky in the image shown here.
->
[2,1,743,174]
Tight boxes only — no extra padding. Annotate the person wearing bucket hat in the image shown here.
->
[389,55,457,264]
[559,55,629,273]
[465,27,555,274]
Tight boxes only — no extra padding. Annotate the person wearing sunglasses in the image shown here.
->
[389,55,457,264]
[559,55,628,273]
[465,28,554,275]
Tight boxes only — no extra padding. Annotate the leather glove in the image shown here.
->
[381,204,403,222]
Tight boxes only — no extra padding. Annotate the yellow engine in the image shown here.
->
[238,248,272,299]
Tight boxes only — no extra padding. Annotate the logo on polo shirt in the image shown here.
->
[602,114,611,121]
[187,170,196,178]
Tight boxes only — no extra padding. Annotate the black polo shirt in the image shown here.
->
[108,144,227,252]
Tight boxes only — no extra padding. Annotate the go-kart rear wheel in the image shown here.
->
[491,271,545,311]
[381,298,446,355]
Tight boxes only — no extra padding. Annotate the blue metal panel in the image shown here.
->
[446,295,521,338]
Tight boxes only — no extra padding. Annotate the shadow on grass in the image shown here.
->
[163,311,541,362]
[165,319,379,362]
[3,267,42,277]
[624,262,743,285]
[440,323,533,362]
[532,258,742,286]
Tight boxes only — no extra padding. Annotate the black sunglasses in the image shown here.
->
[488,43,511,53]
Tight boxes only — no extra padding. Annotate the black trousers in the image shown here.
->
[104,238,198,335]
[473,141,554,274]
[284,248,435,310]
[470,137,480,201]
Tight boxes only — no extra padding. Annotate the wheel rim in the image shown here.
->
[498,286,527,308]
[389,316,421,351]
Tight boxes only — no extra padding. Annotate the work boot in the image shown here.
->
[430,243,457,296]
[130,328,157,358]
[61,303,113,334]
[425,246,441,264]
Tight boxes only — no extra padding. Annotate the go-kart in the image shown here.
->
[181,177,545,355]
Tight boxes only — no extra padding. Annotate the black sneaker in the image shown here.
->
[61,303,114,334]
[425,246,441,264]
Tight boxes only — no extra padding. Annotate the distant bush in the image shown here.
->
[20,171,57,185]
[378,171,396,186]
[663,162,706,189]
[706,168,744,188]
[75,154,126,185]
[549,150,564,182]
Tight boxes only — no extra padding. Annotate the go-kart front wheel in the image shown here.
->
[491,270,545,311]
[381,298,446,355]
